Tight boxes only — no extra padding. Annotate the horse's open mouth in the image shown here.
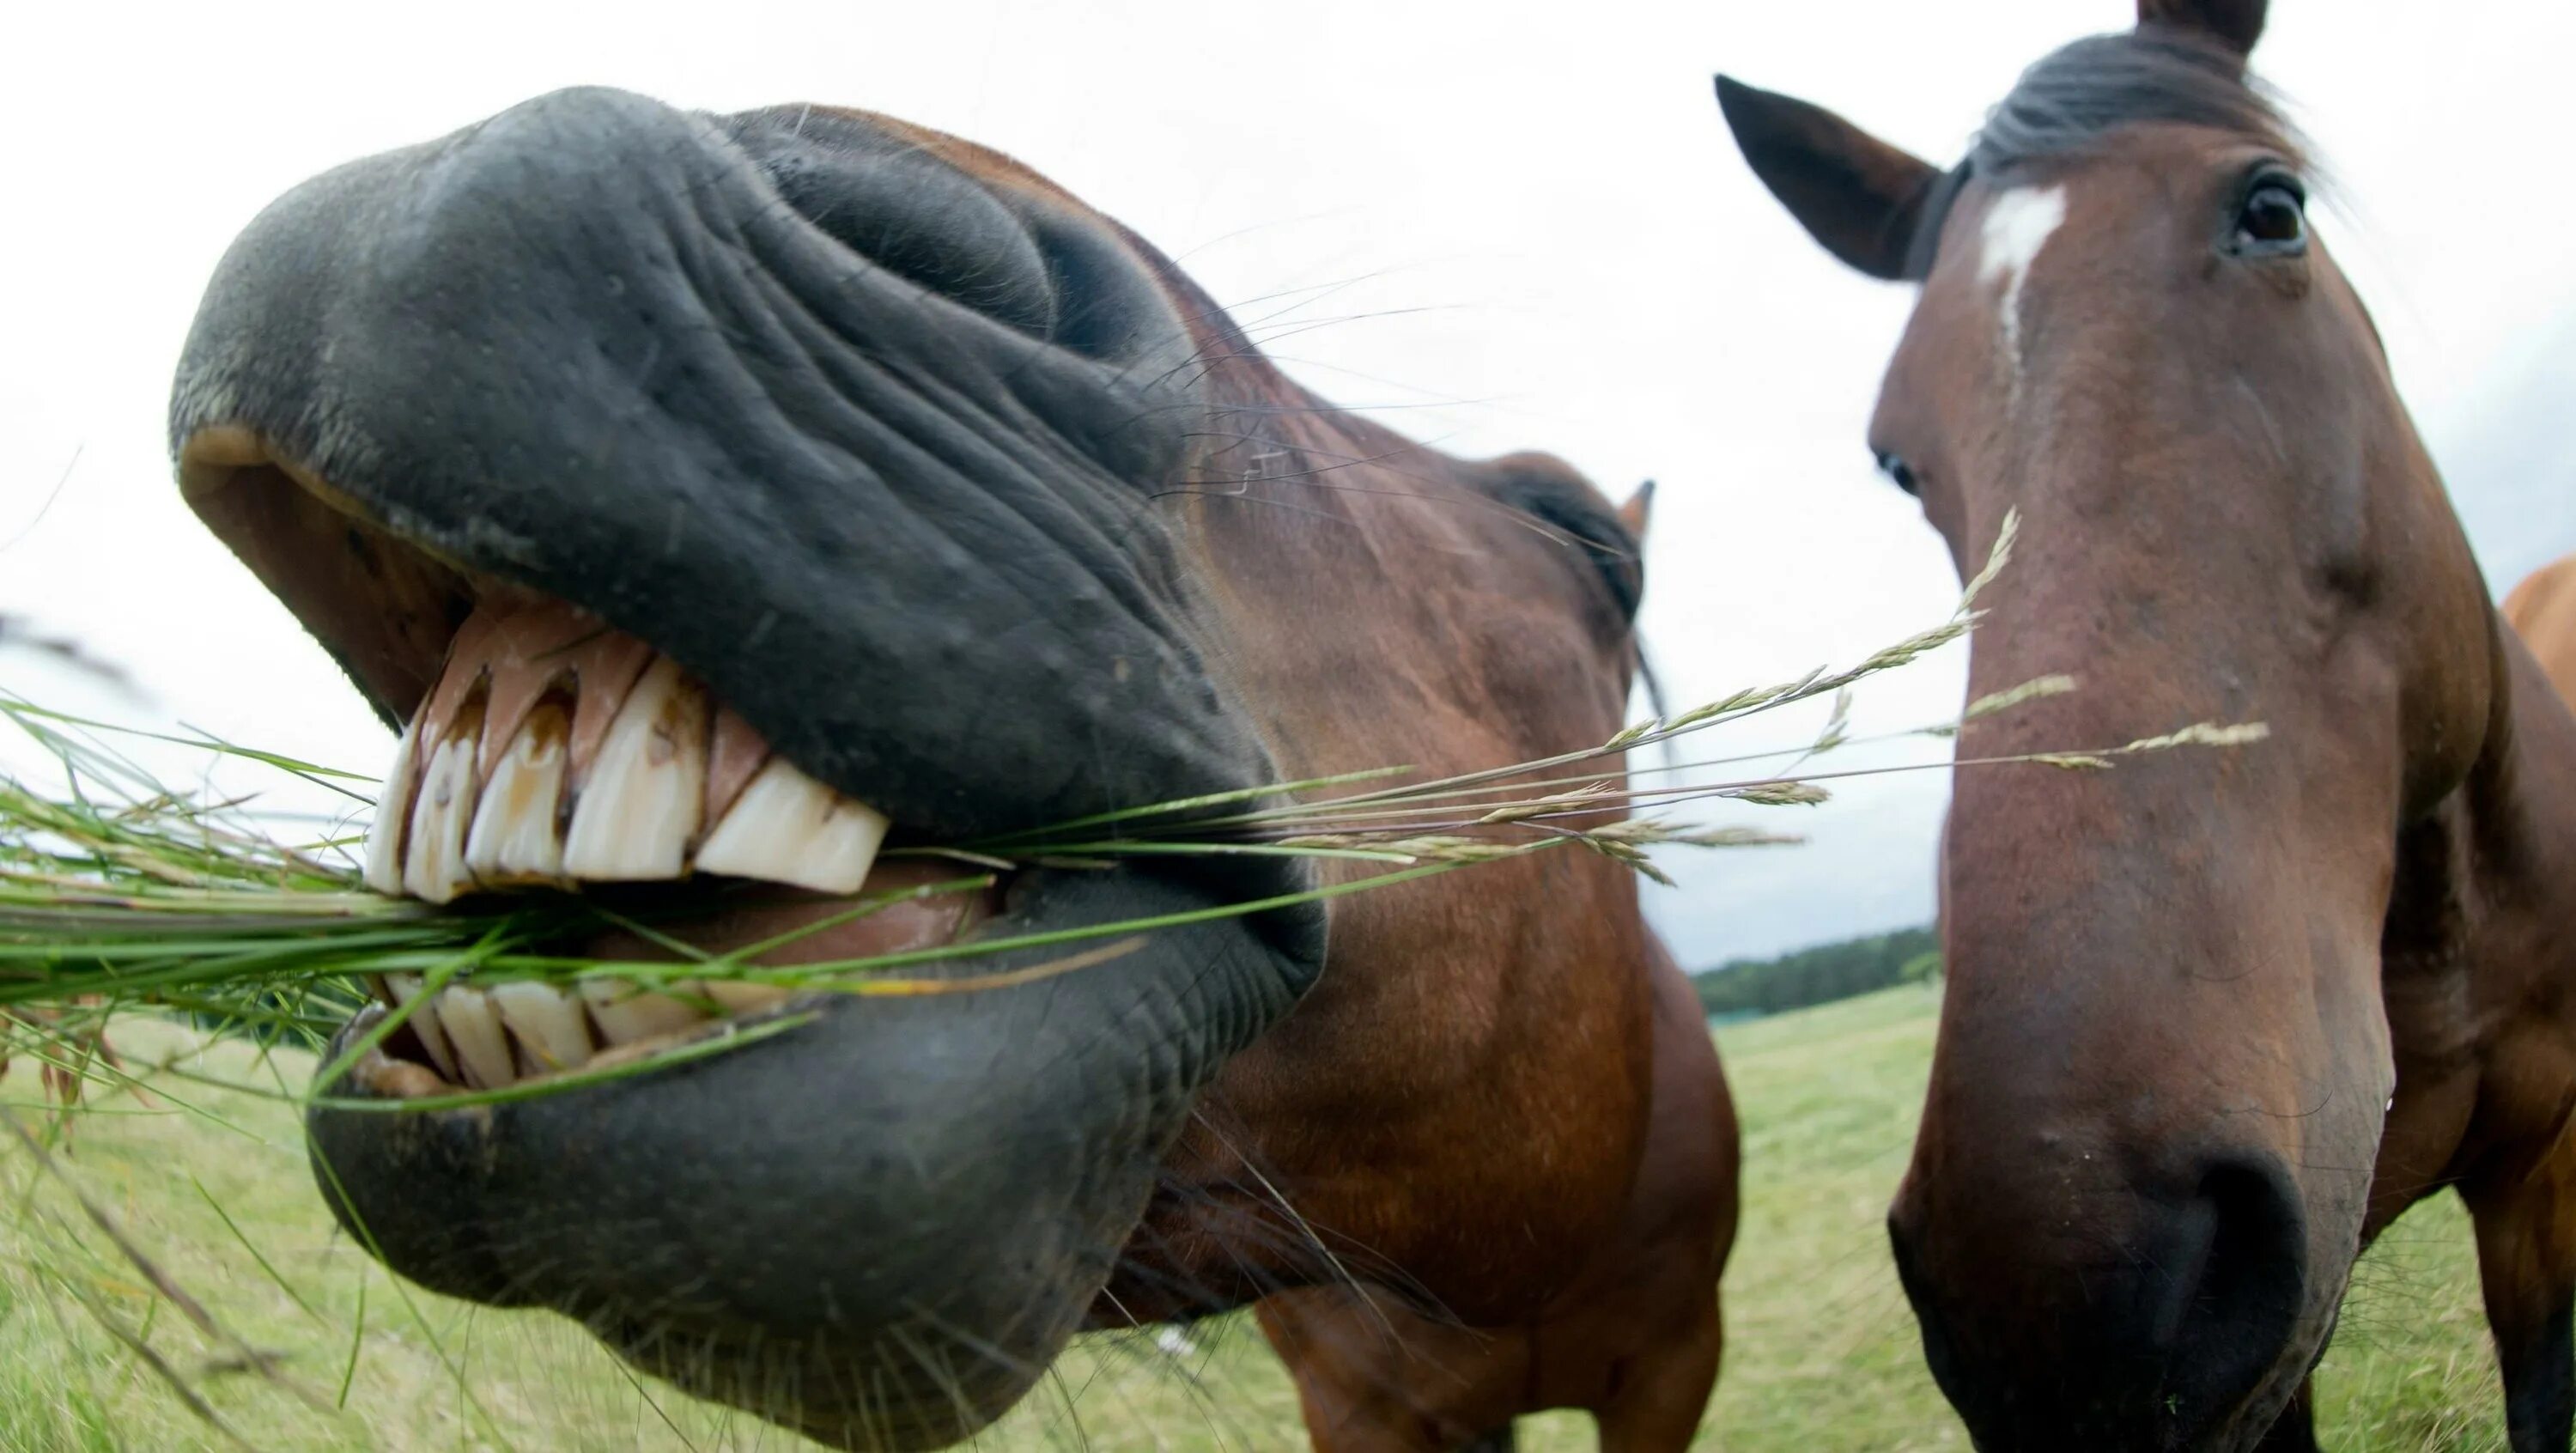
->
[343,859,1002,1099]
[161,86,1339,1445]
[343,581,1012,1099]
[179,431,1022,1098]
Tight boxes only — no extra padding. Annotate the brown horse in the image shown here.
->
[1721,3,2576,1449]
[168,93,1735,1449]
[2507,555,2576,707]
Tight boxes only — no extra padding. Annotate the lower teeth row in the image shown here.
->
[373,973,793,1090]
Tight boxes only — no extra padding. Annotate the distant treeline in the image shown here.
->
[1692,925,1941,1018]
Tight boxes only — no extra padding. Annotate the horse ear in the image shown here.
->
[1616,480,1655,542]
[1716,75,1943,283]
[2136,0,2267,55]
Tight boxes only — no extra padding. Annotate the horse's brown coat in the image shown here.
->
[1255,939,1738,1451]
[1098,222,1741,1450]
[2506,556,2576,707]
[738,131,1748,1448]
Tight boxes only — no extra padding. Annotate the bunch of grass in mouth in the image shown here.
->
[0,509,2266,1110]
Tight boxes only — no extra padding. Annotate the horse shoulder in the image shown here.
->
[2502,554,2576,709]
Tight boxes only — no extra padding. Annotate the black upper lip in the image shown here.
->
[171,85,1271,844]
[166,84,1340,1450]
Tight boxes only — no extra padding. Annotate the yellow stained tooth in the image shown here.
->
[488,982,593,1073]
[578,979,708,1046]
[687,980,797,1018]
[465,703,570,885]
[561,658,708,881]
[435,985,515,1090]
[387,973,460,1082]
[403,728,478,905]
[363,716,423,895]
[691,757,891,894]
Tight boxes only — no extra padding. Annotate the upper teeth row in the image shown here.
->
[362,649,890,904]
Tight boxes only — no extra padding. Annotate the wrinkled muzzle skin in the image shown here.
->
[170,89,1336,1447]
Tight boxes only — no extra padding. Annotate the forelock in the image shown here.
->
[1971,29,2301,175]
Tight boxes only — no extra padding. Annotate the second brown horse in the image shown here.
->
[1723,1,2576,1449]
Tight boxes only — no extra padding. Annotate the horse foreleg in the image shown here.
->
[2467,1151,2576,1453]
[2249,1378,2318,1452]
[1590,1292,1721,1453]
[1258,1288,1519,1453]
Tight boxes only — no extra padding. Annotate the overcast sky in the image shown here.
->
[3,0,2571,967]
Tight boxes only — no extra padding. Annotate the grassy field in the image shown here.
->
[0,985,2510,1450]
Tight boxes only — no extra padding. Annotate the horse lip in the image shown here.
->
[301,858,1325,1448]
[168,84,1271,843]
[320,855,1016,1097]
[180,88,1319,1445]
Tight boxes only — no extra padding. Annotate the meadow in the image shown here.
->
[0,983,2506,1450]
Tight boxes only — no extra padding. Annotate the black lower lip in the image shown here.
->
[307,859,1322,1448]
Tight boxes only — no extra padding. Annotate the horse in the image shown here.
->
[2506,554,2576,706]
[167,91,1736,1450]
[1719,3,2576,1449]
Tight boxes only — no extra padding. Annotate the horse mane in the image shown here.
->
[1899,29,2308,278]
[1972,27,2303,174]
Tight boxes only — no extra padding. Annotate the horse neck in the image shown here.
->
[2384,598,2576,1097]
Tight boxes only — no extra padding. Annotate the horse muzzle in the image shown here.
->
[1889,1132,2330,1451]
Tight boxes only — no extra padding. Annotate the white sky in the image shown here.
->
[3,1,2571,966]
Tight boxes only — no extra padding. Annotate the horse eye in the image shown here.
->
[1874,451,1919,495]
[2234,182,2306,254]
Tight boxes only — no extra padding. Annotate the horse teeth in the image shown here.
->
[465,702,570,885]
[362,715,423,894]
[402,714,481,905]
[561,657,708,881]
[578,980,709,1046]
[703,704,772,827]
[563,633,659,779]
[386,973,460,1082]
[488,982,594,1073]
[376,976,769,1089]
[370,606,893,901]
[434,984,516,1089]
[687,979,796,1017]
[692,757,891,894]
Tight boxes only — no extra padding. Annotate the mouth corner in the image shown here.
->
[173,429,486,726]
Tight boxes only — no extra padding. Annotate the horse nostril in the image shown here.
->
[1887,1146,2312,1442]
[737,115,1064,341]
[2150,1154,2308,1425]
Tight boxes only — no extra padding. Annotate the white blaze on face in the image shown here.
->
[1976,185,2069,390]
